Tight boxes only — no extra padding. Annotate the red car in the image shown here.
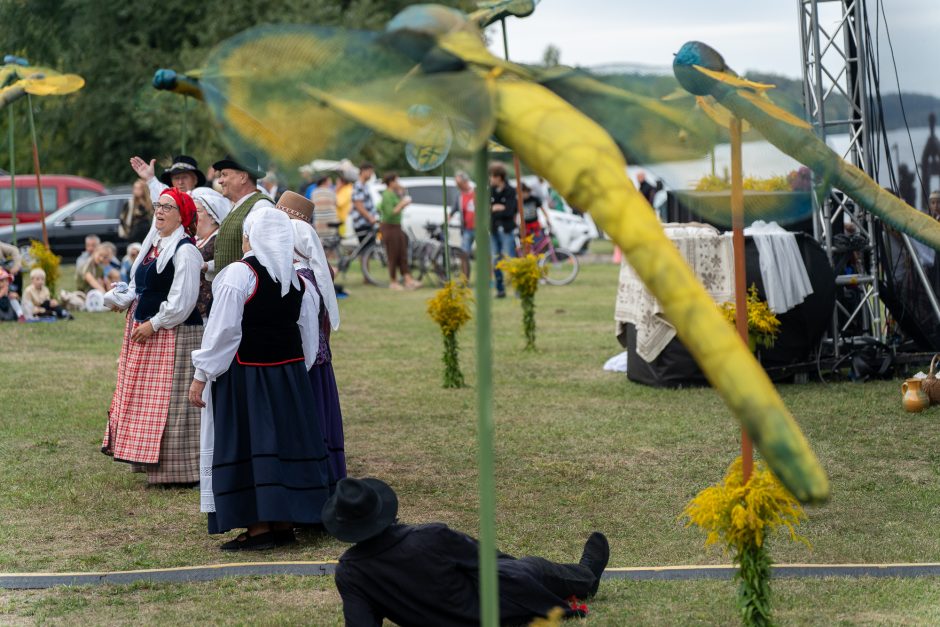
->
[0,175,106,227]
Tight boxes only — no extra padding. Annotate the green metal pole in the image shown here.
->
[442,165,451,281]
[26,95,49,248]
[8,106,16,246]
[473,147,498,626]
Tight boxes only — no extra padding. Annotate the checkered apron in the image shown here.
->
[144,323,203,484]
[102,303,201,482]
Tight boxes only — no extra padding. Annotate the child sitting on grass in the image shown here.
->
[0,269,24,321]
[22,268,71,319]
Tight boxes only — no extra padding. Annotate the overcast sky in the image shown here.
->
[488,0,938,97]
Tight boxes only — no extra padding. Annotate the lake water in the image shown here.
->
[638,125,938,210]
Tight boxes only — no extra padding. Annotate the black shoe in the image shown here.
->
[496,291,507,299]
[273,528,297,547]
[220,531,276,552]
[579,532,609,597]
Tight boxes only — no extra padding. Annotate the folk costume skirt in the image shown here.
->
[308,363,346,482]
[207,360,333,534]
[102,303,203,484]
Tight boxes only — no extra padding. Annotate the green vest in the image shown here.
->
[213,192,267,271]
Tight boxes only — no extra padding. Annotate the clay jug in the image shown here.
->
[901,378,930,413]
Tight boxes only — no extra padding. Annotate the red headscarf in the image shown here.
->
[158,188,197,231]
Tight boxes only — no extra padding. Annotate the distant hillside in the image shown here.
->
[593,68,940,132]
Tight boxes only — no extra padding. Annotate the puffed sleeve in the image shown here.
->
[149,243,202,331]
[191,262,255,382]
[147,177,164,204]
[103,274,138,310]
[298,277,319,371]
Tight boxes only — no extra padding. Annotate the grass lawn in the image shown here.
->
[2,257,939,624]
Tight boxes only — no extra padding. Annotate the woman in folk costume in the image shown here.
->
[277,191,346,481]
[190,187,232,319]
[102,188,203,486]
[189,207,333,551]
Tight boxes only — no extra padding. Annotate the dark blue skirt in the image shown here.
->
[208,360,333,534]
[309,363,346,481]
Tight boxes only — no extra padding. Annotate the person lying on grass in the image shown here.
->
[323,477,609,626]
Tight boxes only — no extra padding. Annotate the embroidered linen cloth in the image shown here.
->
[615,223,734,362]
[741,220,813,314]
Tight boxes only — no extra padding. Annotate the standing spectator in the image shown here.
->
[378,172,420,291]
[259,171,282,202]
[191,187,232,319]
[489,162,518,299]
[929,190,940,220]
[451,170,476,254]
[312,175,339,237]
[212,154,274,272]
[102,188,203,486]
[121,179,154,242]
[188,208,333,550]
[351,162,377,242]
[636,171,655,204]
[120,243,142,283]
[22,268,69,319]
[335,162,358,238]
[520,182,545,240]
[75,234,100,283]
[129,155,206,204]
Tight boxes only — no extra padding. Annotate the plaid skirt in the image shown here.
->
[103,304,203,483]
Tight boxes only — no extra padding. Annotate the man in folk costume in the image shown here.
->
[212,154,275,272]
[277,191,346,481]
[324,477,610,626]
[102,188,204,485]
[189,207,333,551]
[129,154,208,203]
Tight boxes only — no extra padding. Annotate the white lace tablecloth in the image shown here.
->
[615,223,735,362]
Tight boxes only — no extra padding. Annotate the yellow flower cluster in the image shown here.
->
[719,284,781,349]
[496,253,545,298]
[695,174,791,192]
[28,240,62,295]
[683,456,808,552]
[426,279,473,336]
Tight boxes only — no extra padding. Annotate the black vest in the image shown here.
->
[236,255,305,366]
[134,238,202,326]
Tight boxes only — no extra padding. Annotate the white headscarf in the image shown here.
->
[291,219,340,330]
[242,207,300,297]
[130,220,186,276]
[191,187,232,226]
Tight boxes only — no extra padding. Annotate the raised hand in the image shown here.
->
[129,156,156,180]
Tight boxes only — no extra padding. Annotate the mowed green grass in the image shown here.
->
[2,258,939,624]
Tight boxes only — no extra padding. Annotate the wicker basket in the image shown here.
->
[922,355,940,404]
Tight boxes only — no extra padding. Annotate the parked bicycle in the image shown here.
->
[359,222,470,287]
[516,226,579,286]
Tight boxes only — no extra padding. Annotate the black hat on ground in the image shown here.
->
[159,155,207,187]
[321,477,399,543]
[212,153,266,180]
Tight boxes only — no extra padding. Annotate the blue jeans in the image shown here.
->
[461,229,475,255]
[491,226,517,294]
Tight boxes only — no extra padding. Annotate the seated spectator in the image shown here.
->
[100,242,122,278]
[324,477,609,626]
[22,268,70,319]
[75,234,100,284]
[0,269,24,321]
[120,243,142,283]
[78,244,111,293]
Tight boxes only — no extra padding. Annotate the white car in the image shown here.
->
[354,176,597,253]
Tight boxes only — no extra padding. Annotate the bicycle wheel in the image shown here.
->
[360,244,389,287]
[540,247,579,286]
[433,246,471,284]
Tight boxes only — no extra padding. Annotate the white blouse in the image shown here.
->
[103,235,202,332]
[191,253,319,382]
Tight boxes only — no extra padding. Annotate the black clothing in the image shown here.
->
[335,523,595,627]
[0,296,16,321]
[491,184,518,232]
[236,256,305,366]
[638,180,655,204]
[133,239,202,326]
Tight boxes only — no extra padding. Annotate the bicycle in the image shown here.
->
[515,226,579,286]
[361,222,470,287]
[319,222,383,285]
